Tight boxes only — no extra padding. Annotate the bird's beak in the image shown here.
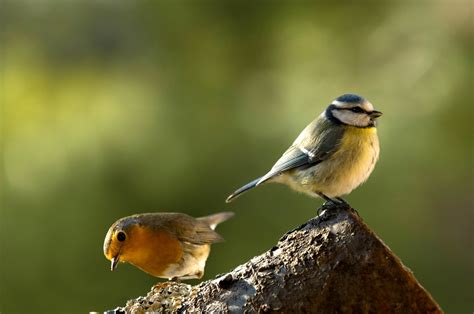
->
[370,110,383,118]
[111,256,120,271]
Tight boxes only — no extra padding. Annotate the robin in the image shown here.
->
[103,211,234,280]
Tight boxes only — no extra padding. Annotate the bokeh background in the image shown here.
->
[1,1,472,313]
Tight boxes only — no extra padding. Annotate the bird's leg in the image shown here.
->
[316,193,355,215]
[335,197,348,205]
[316,192,336,205]
[316,192,338,215]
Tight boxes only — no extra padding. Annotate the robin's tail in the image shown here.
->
[225,177,262,203]
[198,212,234,230]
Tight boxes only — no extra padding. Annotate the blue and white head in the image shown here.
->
[325,94,382,128]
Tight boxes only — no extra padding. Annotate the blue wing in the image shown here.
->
[257,120,345,185]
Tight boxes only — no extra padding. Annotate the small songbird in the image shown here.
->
[226,94,382,205]
[103,211,234,280]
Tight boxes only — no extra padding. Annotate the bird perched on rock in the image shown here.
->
[226,94,382,206]
[103,211,234,280]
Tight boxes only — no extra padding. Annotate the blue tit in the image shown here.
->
[226,94,382,204]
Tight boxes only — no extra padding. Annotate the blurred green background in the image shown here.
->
[1,1,472,313]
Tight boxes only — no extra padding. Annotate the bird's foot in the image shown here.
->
[316,197,353,216]
[317,200,336,216]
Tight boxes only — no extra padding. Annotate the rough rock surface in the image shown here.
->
[109,204,443,313]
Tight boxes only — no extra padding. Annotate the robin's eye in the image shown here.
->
[351,107,365,113]
[117,231,126,242]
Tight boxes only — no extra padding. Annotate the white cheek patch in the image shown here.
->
[332,110,371,127]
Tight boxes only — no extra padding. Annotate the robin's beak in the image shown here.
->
[111,256,120,271]
[370,110,383,118]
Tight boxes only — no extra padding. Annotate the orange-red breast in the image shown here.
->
[103,211,234,280]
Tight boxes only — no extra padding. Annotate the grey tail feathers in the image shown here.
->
[198,211,235,230]
[225,177,262,203]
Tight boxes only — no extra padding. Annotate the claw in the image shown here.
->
[316,197,355,216]
[316,201,333,216]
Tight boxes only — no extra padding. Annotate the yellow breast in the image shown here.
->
[286,126,379,198]
[323,126,379,196]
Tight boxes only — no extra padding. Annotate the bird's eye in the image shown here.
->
[117,231,126,242]
[350,107,365,113]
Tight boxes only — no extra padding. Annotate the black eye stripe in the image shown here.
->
[352,107,365,113]
[335,107,367,114]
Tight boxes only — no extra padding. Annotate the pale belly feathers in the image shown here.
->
[160,244,210,280]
